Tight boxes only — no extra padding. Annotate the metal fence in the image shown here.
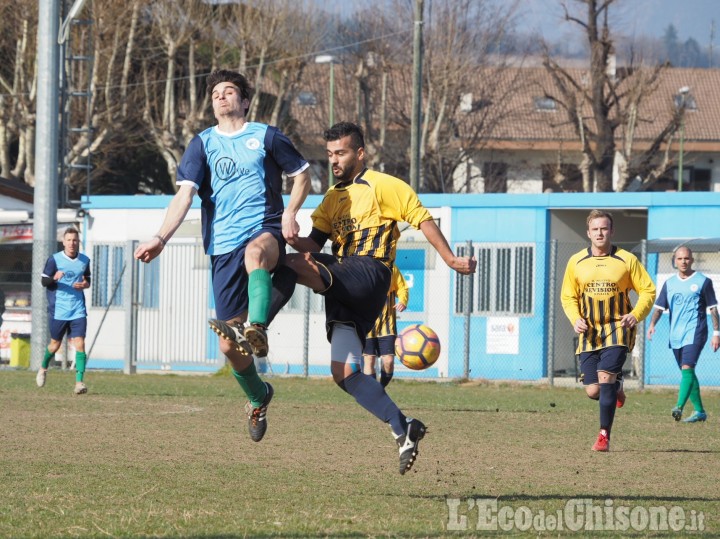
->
[6,239,720,387]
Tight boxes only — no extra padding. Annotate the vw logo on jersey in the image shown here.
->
[245,137,261,150]
[64,270,77,281]
[215,157,236,181]
[690,284,699,292]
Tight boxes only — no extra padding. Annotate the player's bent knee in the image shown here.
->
[585,386,600,400]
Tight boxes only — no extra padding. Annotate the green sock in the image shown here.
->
[232,362,267,407]
[248,269,271,327]
[688,371,705,413]
[75,352,87,383]
[42,348,55,369]
[676,368,694,409]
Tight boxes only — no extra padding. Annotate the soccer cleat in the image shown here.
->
[208,319,253,355]
[73,382,88,395]
[397,418,427,475]
[244,382,274,442]
[591,430,610,452]
[671,406,683,421]
[36,369,47,388]
[244,324,269,357]
[682,411,707,423]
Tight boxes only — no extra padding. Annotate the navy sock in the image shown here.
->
[340,371,406,435]
[599,382,618,436]
[380,370,393,387]
[267,266,297,325]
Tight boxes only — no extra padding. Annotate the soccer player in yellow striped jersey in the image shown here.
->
[561,210,655,452]
[363,265,410,386]
[266,121,476,474]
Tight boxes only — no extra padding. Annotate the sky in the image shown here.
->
[520,0,719,45]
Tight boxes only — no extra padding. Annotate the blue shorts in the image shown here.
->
[311,253,391,345]
[49,317,87,341]
[363,335,396,356]
[673,344,703,368]
[579,345,627,385]
[210,229,285,321]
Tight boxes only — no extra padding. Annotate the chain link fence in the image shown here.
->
[5,239,720,387]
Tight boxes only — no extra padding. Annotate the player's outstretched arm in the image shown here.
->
[418,219,476,275]
[134,184,195,264]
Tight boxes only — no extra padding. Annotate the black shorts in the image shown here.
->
[579,346,627,385]
[363,335,396,356]
[311,253,391,345]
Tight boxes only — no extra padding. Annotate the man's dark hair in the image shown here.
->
[206,70,252,100]
[64,227,79,237]
[323,121,365,151]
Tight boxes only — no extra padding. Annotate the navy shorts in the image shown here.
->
[579,345,627,385]
[311,253,391,345]
[673,343,703,369]
[363,335,396,356]
[49,317,87,341]
[210,229,285,321]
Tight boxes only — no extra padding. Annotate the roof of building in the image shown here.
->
[289,65,720,153]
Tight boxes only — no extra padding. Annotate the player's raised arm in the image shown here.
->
[134,184,196,263]
[418,219,476,275]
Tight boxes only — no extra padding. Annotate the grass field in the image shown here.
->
[1,369,719,538]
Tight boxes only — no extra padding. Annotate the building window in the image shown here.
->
[297,91,317,106]
[482,162,508,193]
[92,245,124,308]
[534,96,557,111]
[137,258,160,309]
[455,244,534,316]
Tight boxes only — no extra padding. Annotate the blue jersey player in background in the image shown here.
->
[134,70,310,443]
[647,247,720,423]
[37,227,91,394]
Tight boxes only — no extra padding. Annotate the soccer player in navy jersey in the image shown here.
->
[134,70,310,442]
[647,247,720,423]
[561,210,656,452]
[263,121,476,474]
[37,227,92,394]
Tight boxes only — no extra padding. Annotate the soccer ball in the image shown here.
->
[395,324,441,370]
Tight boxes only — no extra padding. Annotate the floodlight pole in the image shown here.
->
[315,54,336,187]
[30,0,61,370]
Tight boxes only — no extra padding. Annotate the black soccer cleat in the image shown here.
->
[397,418,426,475]
[244,324,269,357]
[208,319,253,356]
[245,382,274,442]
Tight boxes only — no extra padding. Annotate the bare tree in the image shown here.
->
[0,0,37,184]
[542,0,681,192]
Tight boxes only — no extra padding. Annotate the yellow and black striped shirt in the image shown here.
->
[561,246,656,353]
[311,169,433,266]
[368,266,410,338]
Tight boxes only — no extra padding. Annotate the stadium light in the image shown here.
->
[315,55,336,186]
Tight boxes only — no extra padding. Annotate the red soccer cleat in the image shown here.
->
[592,430,610,452]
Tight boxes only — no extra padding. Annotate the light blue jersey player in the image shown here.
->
[648,247,720,422]
[37,227,92,394]
[135,70,311,443]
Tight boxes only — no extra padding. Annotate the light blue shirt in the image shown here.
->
[42,252,91,321]
[655,271,718,349]
[177,122,308,255]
